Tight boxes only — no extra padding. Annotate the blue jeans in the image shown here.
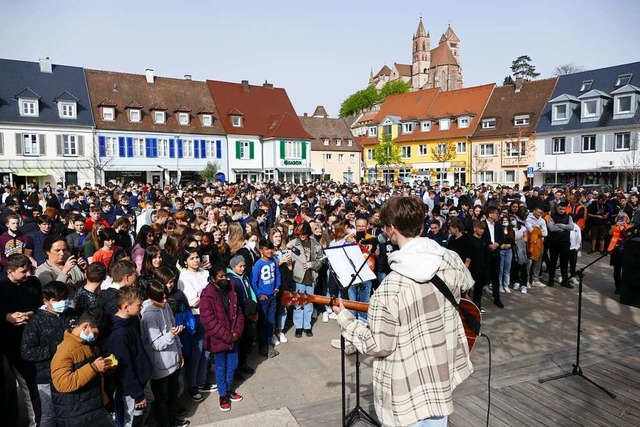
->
[186,317,209,389]
[408,415,448,427]
[293,283,314,330]
[499,249,512,288]
[348,280,372,322]
[213,346,238,397]
[258,295,277,349]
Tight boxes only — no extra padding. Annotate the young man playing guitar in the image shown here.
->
[332,196,475,427]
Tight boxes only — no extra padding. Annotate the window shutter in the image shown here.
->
[126,137,134,157]
[39,134,46,155]
[194,140,200,159]
[573,137,581,153]
[0,133,3,156]
[177,139,183,158]
[99,136,106,157]
[235,141,241,159]
[605,134,614,152]
[249,141,255,159]
[56,135,64,156]
[15,134,23,156]
[544,139,552,155]
[145,138,151,158]
[216,140,222,159]
[493,143,498,156]
[169,139,175,158]
[200,140,207,159]
[152,138,158,158]
[301,141,307,159]
[119,137,126,157]
[280,140,286,159]
[595,136,604,152]
[78,136,85,157]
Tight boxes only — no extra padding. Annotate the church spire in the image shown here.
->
[415,17,427,38]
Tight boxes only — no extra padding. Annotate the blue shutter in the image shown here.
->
[200,140,207,159]
[177,139,183,158]
[169,139,175,158]
[118,136,126,157]
[194,139,200,158]
[145,138,151,157]
[216,140,222,158]
[153,138,158,158]
[126,137,133,157]
[99,136,106,157]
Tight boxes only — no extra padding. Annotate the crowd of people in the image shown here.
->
[0,177,638,427]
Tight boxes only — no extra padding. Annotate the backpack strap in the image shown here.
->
[430,274,481,336]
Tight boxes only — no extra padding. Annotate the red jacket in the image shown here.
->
[200,282,244,353]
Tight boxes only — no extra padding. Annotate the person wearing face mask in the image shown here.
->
[50,308,115,427]
[498,216,515,294]
[21,281,79,427]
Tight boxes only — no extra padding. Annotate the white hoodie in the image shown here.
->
[388,236,447,283]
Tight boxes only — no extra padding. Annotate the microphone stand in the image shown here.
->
[538,241,620,398]
[339,245,380,427]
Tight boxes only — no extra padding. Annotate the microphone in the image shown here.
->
[359,234,387,245]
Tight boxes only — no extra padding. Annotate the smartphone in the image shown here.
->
[202,255,210,264]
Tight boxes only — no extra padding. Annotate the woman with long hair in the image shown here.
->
[132,224,157,273]
[140,245,165,278]
[205,207,219,232]
[227,222,246,256]
[499,215,516,294]
[218,219,229,241]
[234,232,260,282]
[510,213,530,294]
[212,226,231,267]
[269,228,293,346]
[84,222,105,264]
[112,216,133,253]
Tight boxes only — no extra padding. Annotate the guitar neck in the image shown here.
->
[306,294,370,313]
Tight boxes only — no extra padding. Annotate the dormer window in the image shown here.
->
[439,118,450,130]
[201,114,213,127]
[154,111,166,124]
[421,121,431,132]
[129,109,141,122]
[616,96,632,114]
[582,100,598,118]
[553,104,568,121]
[178,112,190,125]
[59,102,77,119]
[616,74,632,87]
[611,84,639,119]
[102,107,115,121]
[20,99,38,117]
[231,116,243,127]
[336,139,342,146]
[458,117,470,128]
[514,114,530,126]
[402,122,414,134]
[347,139,353,146]
[368,126,377,137]
[579,80,593,92]
[323,138,329,146]
[481,119,496,129]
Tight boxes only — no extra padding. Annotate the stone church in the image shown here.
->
[370,18,463,92]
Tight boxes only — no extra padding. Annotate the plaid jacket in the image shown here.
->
[338,238,474,427]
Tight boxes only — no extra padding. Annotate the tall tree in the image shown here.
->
[379,80,410,100]
[339,85,379,118]
[503,75,514,86]
[373,134,402,183]
[431,141,457,186]
[510,55,540,81]
[553,63,585,76]
[199,161,220,183]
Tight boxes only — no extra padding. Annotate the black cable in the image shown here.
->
[479,332,492,427]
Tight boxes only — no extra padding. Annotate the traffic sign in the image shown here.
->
[526,167,534,178]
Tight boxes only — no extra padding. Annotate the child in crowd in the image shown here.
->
[251,239,280,358]
[98,260,138,315]
[141,279,188,427]
[74,262,107,316]
[21,281,78,427]
[227,255,257,376]
[108,286,153,427]
[93,228,120,269]
[201,265,244,412]
[50,308,114,427]
[177,247,215,402]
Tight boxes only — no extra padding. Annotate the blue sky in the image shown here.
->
[1,0,638,117]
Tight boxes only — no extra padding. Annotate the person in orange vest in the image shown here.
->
[567,193,587,235]
[348,218,376,322]
[609,212,631,294]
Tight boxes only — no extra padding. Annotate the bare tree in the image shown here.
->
[503,128,537,185]
[553,63,585,76]
[621,130,640,188]
[470,148,491,183]
[90,140,114,185]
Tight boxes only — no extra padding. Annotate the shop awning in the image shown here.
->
[12,169,50,177]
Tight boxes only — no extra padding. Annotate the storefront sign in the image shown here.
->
[282,159,303,166]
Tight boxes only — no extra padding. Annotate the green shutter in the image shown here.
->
[301,141,306,159]
[280,140,286,159]
[249,141,255,159]
[235,140,241,159]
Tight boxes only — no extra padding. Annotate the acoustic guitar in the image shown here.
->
[280,291,482,352]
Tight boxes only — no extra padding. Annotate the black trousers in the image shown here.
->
[470,271,486,309]
[548,240,570,284]
[150,369,180,427]
[488,250,501,301]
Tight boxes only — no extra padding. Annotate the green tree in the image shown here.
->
[431,141,457,186]
[503,75,514,86]
[373,134,402,183]
[379,80,410,100]
[339,85,380,118]
[199,161,220,182]
[510,55,540,81]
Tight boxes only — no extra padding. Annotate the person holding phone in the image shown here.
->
[36,234,86,288]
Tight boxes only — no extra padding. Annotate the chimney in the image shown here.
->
[241,80,250,92]
[145,68,154,84]
[39,57,53,73]
[303,113,308,117]
[263,80,273,89]
[514,77,524,93]
[184,74,192,80]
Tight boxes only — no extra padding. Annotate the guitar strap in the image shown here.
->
[430,274,481,336]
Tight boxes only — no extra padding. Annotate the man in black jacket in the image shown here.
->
[547,202,575,288]
[482,207,505,308]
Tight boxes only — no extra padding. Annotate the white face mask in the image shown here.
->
[247,241,257,250]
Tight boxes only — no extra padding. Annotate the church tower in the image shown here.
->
[412,17,430,90]
[439,24,461,61]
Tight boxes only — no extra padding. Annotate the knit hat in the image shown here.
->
[229,255,245,268]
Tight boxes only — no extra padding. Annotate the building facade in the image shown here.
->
[534,62,640,189]
[86,69,227,186]
[0,58,96,187]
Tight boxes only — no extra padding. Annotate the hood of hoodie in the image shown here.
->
[387,237,446,283]
[110,313,134,331]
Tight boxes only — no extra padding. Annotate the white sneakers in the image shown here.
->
[513,282,521,291]
[278,332,288,343]
[531,280,546,287]
[331,338,356,355]
[520,286,528,294]
[322,311,329,323]
[272,334,280,346]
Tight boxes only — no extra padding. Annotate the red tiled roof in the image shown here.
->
[373,87,440,123]
[207,80,311,139]
[394,63,412,77]
[299,116,361,152]
[394,83,495,142]
[353,111,378,127]
[374,65,392,78]
[356,136,379,147]
[430,43,458,66]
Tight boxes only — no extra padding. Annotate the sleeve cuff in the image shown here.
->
[337,310,355,327]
